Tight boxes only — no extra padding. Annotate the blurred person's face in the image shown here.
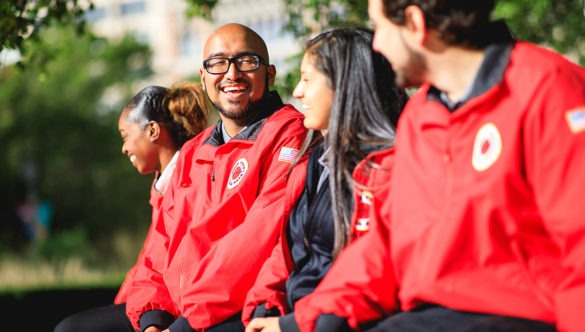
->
[292,53,333,131]
[119,110,158,174]
[200,25,276,122]
[369,0,426,88]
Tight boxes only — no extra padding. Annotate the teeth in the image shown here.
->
[130,155,136,163]
[223,85,246,92]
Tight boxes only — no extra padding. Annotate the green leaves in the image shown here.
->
[0,25,153,250]
[493,0,585,65]
[0,0,91,64]
[184,0,219,19]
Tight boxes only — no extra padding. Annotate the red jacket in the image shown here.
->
[294,148,397,331]
[114,176,161,304]
[295,41,585,332]
[244,147,395,327]
[240,145,309,325]
[126,93,308,331]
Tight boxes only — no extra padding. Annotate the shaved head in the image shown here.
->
[200,23,276,133]
[203,23,270,64]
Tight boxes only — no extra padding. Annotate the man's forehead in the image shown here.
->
[203,30,267,59]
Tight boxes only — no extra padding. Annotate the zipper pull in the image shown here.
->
[211,168,215,182]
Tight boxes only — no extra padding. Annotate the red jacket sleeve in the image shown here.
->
[294,149,399,331]
[523,64,585,332]
[241,154,308,325]
[176,114,308,330]
[125,172,182,329]
[294,203,398,332]
[114,265,135,304]
[241,232,291,324]
[115,205,161,305]
[115,177,160,305]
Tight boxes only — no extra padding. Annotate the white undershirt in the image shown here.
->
[154,150,180,194]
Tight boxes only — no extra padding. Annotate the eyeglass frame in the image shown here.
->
[202,53,268,75]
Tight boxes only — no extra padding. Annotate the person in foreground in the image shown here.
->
[54,82,209,332]
[292,0,585,331]
[125,23,308,332]
[242,27,408,332]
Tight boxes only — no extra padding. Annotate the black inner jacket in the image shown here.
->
[285,142,336,310]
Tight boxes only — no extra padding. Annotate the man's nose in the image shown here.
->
[224,61,243,79]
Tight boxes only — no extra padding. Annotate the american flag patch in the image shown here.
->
[278,146,299,163]
[565,108,585,134]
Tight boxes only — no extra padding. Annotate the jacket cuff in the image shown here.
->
[314,314,351,332]
[168,315,195,332]
[253,303,281,319]
[279,313,300,332]
[139,310,175,332]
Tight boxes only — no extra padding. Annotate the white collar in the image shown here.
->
[154,150,180,194]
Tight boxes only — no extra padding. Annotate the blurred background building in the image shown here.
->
[86,0,300,86]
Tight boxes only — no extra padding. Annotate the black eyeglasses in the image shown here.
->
[203,54,266,74]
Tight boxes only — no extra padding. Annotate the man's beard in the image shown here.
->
[211,75,270,121]
[395,31,427,89]
[395,51,426,89]
[212,98,257,121]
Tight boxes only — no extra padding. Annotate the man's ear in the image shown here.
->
[148,121,161,142]
[404,5,428,45]
[200,68,206,91]
[267,64,276,86]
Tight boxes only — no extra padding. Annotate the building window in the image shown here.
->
[85,7,106,23]
[121,1,146,16]
[134,32,150,45]
[180,31,198,56]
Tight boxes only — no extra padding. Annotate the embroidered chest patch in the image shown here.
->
[355,190,373,232]
[227,158,248,189]
[278,146,299,163]
[565,107,585,134]
[472,122,502,172]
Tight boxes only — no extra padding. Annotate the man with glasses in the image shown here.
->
[125,23,308,332]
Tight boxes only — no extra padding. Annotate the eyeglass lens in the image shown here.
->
[204,55,261,74]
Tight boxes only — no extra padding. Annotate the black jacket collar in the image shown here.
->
[205,91,285,146]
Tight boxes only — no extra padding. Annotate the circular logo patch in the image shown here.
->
[227,158,248,189]
[472,122,502,172]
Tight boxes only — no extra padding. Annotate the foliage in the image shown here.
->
[493,0,585,65]
[0,0,92,67]
[0,25,154,257]
[282,0,369,38]
[184,0,219,19]
[183,0,585,97]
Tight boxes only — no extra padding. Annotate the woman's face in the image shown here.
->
[292,53,333,131]
[118,110,158,174]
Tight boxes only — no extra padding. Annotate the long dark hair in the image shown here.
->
[124,82,209,148]
[293,28,408,258]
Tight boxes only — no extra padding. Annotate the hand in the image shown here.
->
[245,317,281,332]
[144,327,163,332]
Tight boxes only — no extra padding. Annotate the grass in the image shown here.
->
[0,256,125,294]
[0,229,145,294]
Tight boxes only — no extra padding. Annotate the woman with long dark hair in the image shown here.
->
[242,27,408,332]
